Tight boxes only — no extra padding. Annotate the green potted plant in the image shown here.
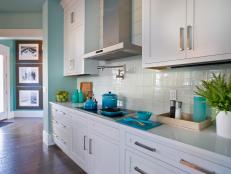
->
[195,73,231,139]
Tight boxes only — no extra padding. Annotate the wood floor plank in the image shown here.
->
[0,118,86,174]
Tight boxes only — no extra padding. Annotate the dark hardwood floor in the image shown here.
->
[0,118,86,174]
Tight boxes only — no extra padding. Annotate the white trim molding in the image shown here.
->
[0,44,10,120]
[14,111,44,118]
[8,112,15,119]
[43,130,54,146]
[0,29,43,40]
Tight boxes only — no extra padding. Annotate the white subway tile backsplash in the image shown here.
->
[77,56,231,116]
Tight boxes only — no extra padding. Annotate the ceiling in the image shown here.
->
[0,0,44,12]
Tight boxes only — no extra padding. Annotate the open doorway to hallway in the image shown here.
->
[0,45,9,120]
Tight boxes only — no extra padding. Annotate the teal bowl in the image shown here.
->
[136,111,152,121]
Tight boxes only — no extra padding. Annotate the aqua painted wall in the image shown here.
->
[0,40,16,111]
[0,12,42,29]
[43,0,77,134]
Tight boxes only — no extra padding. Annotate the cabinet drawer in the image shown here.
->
[125,150,186,174]
[51,105,72,126]
[53,128,71,154]
[52,118,72,136]
[126,133,178,165]
[89,119,120,143]
[126,133,231,174]
[53,133,70,154]
[177,151,231,174]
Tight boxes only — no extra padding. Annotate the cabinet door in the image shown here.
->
[71,116,88,171]
[187,0,231,59]
[74,25,84,75]
[88,134,120,174]
[63,0,84,75]
[142,0,187,65]
[64,11,72,75]
[125,151,186,174]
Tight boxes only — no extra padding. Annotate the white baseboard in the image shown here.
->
[14,111,43,118]
[8,112,15,119]
[43,130,54,146]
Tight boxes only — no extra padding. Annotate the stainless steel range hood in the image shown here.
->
[83,0,142,60]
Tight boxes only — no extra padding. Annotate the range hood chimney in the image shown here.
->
[84,0,142,60]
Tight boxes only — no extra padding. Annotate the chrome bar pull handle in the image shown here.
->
[134,167,147,174]
[70,12,75,24]
[179,27,185,51]
[180,159,216,174]
[134,141,156,152]
[187,25,192,50]
[83,135,87,150]
[89,138,93,154]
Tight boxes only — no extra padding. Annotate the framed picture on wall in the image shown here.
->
[16,87,43,110]
[16,40,42,63]
[16,64,42,86]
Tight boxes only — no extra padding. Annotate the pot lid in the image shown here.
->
[102,91,117,97]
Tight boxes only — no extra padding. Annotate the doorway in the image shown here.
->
[0,45,9,120]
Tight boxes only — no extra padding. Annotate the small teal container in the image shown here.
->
[193,96,207,122]
[78,90,84,103]
[71,89,79,103]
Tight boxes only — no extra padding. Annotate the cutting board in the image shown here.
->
[80,82,93,99]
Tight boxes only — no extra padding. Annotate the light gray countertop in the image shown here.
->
[51,102,231,160]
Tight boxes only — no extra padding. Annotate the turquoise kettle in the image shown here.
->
[84,98,97,110]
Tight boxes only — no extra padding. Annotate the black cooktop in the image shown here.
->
[77,107,134,118]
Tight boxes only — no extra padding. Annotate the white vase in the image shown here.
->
[216,111,231,139]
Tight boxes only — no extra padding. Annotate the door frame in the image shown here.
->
[0,44,10,120]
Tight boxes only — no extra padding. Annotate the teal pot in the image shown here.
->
[102,92,117,109]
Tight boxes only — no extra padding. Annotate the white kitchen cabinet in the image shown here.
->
[70,113,89,172]
[125,151,186,174]
[187,0,231,59]
[88,133,120,174]
[61,0,100,76]
[50,103,121,174]
[87,118,121,174]
[51,106,72,155]
[50,103,231,174]
[142,0,231,68]
[125,131,231,174]
[142,0,187,65]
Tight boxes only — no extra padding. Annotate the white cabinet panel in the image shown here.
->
[51,105,72,155]
[143,0,231,68]
[142,0,187,64]
[71,115,88,171]
[125,151,186,174]
[187,0,231,59]
[88,133,120,174]
[62,0,99,76]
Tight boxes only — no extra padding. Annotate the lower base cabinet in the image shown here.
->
[125,151,186,174]
[88,133,120,174]
[50,103,231,174]
[70,115,89,172]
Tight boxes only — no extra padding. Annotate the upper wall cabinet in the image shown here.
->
[61,0,100,76]
[142,0,231,68]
